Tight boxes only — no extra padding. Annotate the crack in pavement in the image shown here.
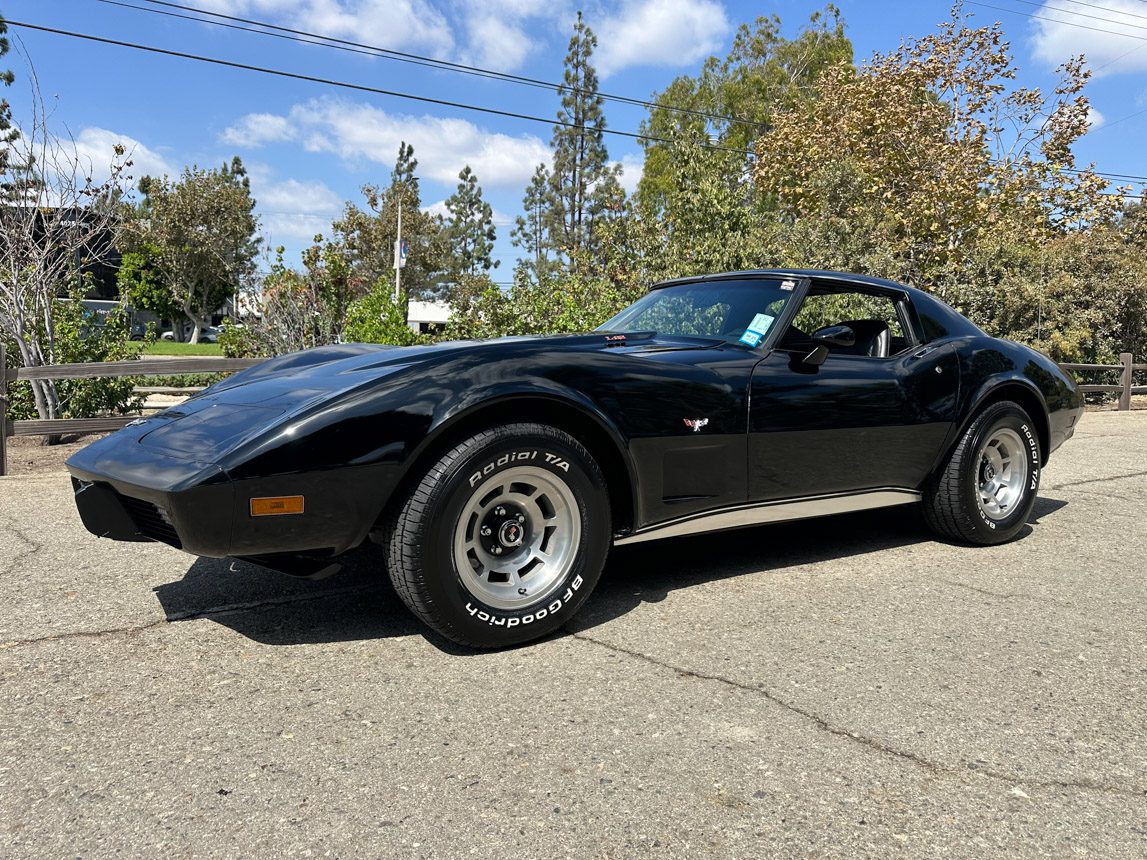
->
[566,628,1146,800]
[0,516,44,580]
[937,579,1068,606]
[1044,469,1147,492]
[0,586,375,651]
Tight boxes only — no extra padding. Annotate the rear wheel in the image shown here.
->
[923,401,1041,545]
[384,423,610,648]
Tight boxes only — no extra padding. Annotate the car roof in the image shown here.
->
[651,269,922,297]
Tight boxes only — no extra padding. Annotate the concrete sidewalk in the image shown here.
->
[1,412,1144,858]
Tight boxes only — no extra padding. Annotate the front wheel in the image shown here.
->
[923,401,1041,545]
[384,423,610,648]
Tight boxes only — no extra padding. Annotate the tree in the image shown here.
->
[443,165,498,282]
[132,158,260,342]
[511,163,559,284]
[0,14,17,181]
[0,59,138,423]
[116,245,178,325]
[752,9,1116,289]
[334,141,447,301]
[547,12,618,262]
[638,6,852,212]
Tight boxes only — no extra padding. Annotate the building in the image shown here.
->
[407,300,452,335]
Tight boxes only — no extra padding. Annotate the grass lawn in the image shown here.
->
[142,341,224,356]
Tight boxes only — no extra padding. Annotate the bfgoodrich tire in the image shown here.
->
[384,423,610,648]
[923,401,1041,545]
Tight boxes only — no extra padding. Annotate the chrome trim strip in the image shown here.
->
[614,488,922,546]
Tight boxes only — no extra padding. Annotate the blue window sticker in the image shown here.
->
[739,329,763,347]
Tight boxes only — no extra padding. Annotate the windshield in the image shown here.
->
[597,278,798,347]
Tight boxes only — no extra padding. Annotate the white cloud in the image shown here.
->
[1030,1,1147,76]
[1088,106,1106,130]
[199,0,454,56]
[463,12,537,71]
[229,98,551,188]
[220,113,294,147]
[70,127,175,184]
[246,167,343,242]
[594,0,730,77]
[422,199,451,219]
[425,199,514,226]
[616,152,644,195]
[455,0,563,71]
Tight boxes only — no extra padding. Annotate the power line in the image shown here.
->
[966,2,1147,133]
[1092,104,1147,131]
[4,19,755,157]
[966,0,1147,41]
[1023,0,1147,24]
[107,0,1147,184]
[11,17,1147,184]
[996,0,1147,32]
[98,0,765,134]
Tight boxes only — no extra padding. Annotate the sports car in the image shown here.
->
[67,270,1083,647]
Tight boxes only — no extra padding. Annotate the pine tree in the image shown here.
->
[444,165,498,280]
[511,162,550,277]
[0,16,15,160]
[0,15,31,201]
[335,141,447,301]
[548,12,616,262]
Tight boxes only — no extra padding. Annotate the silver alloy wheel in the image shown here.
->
[976,427,1028,520]
[452,465,581,610]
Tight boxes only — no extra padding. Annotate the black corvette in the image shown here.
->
[68,270,1083,647]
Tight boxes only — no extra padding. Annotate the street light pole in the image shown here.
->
[394,196,402,303]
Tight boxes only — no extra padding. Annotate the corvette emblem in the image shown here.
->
[683,418,709,432]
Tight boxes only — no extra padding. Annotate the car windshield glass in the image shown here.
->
[597,278,796,346]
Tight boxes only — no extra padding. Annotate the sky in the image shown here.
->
[4,0,1147,280]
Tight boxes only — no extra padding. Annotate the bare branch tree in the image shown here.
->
[0,52,131,420]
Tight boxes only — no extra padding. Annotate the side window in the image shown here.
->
[784,290,911,358]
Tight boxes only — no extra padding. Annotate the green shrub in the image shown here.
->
[4,292,143,423]
[343,281,423,345]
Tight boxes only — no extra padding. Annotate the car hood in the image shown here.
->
[202,331,717,397]
[96,331,718,466]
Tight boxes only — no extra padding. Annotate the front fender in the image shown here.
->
[401,380,640,530]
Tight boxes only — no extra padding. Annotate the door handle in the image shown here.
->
[911,346,938,359]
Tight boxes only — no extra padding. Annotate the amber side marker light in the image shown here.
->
[250,495,305,517]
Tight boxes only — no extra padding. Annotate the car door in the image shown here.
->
[608,343,760,527]
[747,288,961,503]
[589,276,803,530]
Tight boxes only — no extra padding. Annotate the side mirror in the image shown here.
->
[801,343,829,367]
[811,324,857,348]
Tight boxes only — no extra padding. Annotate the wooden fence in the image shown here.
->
[0,343,260,476]
[0,345,1144,477]
[1059,353,1146,412]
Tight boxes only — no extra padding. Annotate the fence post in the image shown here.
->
[0,343,7,477]
[1119,352,1133,412]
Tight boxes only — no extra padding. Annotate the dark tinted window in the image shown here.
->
[598,278,798,346]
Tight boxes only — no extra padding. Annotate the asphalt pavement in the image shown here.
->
[1,412,1145,858]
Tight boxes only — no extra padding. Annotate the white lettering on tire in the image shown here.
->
[464,575,584,626]
[468,450,542,487]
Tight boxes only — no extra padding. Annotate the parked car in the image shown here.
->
[161,325,221,343]
[67,270,1083,647]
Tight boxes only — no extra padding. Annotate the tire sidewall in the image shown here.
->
[421,428,609,644]
[964,404,1041,541]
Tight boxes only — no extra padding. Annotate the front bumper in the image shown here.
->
[68,442,400,559]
